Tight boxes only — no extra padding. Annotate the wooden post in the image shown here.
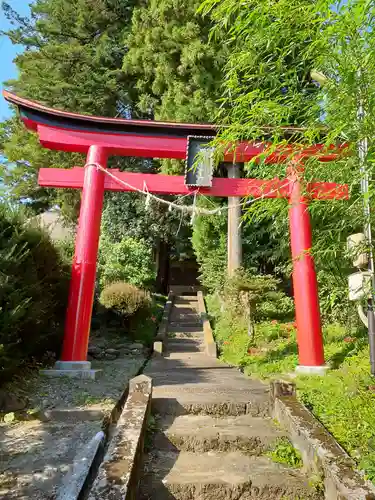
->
[227,163,243,276]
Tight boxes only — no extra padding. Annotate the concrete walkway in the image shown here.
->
[141,293,321,499]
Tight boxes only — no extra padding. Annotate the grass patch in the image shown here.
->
[297,349,375,481]
[145,414,159,451]
[267,437,302,468]
[207,294,375,481]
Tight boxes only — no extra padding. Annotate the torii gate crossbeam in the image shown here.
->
[4,90,349,376]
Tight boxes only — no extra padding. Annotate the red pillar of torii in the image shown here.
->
[4,91,349,375]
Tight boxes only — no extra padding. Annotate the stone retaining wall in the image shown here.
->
[271,380,375,500]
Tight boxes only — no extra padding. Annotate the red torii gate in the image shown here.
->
[4,91,349,376]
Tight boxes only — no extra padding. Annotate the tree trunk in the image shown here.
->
[155,240,170,294]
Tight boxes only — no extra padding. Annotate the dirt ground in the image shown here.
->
[0,353,146,500]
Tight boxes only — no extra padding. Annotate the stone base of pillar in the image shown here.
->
[295,365,329,376]
[40,360,101,380]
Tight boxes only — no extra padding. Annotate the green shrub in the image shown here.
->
[317,270,359,325]
[267,437,302,468]
[206,286,298,376]
[99,236,155,289]
[0,204,69,383]
[54,236,75,267]
[223,268,293,321]
[99,281,151,317]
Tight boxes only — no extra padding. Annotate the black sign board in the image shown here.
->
[185,136,214,187]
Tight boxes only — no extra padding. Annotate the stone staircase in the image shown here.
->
[140,292,322,499]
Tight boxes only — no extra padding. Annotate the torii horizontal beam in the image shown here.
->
[4,90,345,163]
[39,167,349,200]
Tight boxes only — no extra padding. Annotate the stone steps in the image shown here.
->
[169,316,201,324]
[168,324,203,332]
[170,303,200,312]
[167,332,205,340]
[153,414,285,453]
[169,324,203,331]
[140,291,321,499]
[166,340,205,353]
[140,451,320,500]
[151,389,270,417]
[169,312,201,320]
[173,295,199,303]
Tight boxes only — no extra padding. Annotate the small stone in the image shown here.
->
[3,412,15,423]
[88,345,102,356]
[129,343,144,350]
[0,390,27,412]
[104,352,117,360]
[105,348,120,356]
[94,352,106,360]
[116,343,131,349]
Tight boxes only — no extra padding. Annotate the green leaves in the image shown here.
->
[123,0,226,121]
[1,0,138,220]
[0,203,69,382]
[99,281,151,317]
[267,437,303,468]
[98,236,156,290]
[202,0,375,324]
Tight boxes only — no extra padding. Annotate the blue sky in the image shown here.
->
[0,1,30,120]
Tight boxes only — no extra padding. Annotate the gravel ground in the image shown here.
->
[0,353,146,500]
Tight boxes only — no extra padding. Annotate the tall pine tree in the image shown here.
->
[1,0,137,217]
[123,0,226,123]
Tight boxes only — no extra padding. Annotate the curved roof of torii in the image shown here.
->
[3,90,218,138]
[3,90,306,139]
[4,90,345,164]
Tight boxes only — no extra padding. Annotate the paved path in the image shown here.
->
[141,293,321,499]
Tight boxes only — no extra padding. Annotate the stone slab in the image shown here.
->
[197,291,217,358]
[170,303,200,312]
[156,414,285,453]
[39,408,105,422]
[55,361,92,370]
[173,295,199,302]
[153,340,163,354]
[56,431,105,500]
[168,285,201,294]
[205,341,217,358]
[156,291,174,340]
[169,320,202,327]
[40,369,101,380]
[140,451,319,500]
[0,420,102,499]
[166,339,205,353]
[295,364,329,375]
[152,393,269,417]
[167,324,203,333]
[88,375,152,500]
[167,331,205,339]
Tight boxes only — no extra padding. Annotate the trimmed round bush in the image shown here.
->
[99,281,151,317]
